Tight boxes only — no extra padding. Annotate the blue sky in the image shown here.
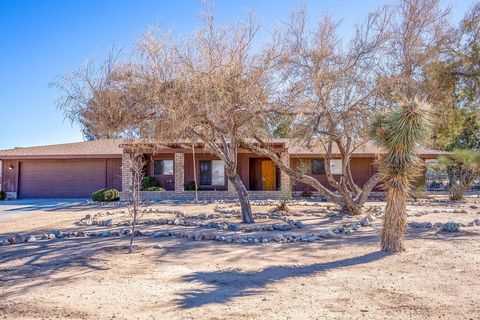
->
[0,0,473,150]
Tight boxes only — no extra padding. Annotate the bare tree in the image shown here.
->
[239,6,390,215]
[378,0,451,101]
[53,5,279,224]
[127,152,145,253]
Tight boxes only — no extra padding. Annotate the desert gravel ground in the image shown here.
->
[0,197,479,320]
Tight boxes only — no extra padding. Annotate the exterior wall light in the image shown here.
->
[8,165,13,170]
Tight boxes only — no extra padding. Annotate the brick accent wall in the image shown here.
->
[139,190,282,201]
[121,153,133,193]
[174,153,185,192]
[280,152,291,196]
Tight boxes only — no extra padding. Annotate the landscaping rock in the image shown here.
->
[100,231,111,237]
[441,221,460,232]
[228,224,240,231]
[272,234,284,242]
[8,234,25,244]
[25,234,37,242]
[272,224,293,231]
[294,221,304,228]
[153,231,172,237]
[409,221,433,229]
[319,229,336,239]
[194,233,204,241]
[468,219,480,227]
[360,217,371,227]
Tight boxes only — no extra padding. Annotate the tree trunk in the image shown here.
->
[237,139,380,215]
[129,217,136,254]
[228,174,254,224]
[381,186,407,253]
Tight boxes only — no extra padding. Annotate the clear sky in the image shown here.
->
[0,0,473,150]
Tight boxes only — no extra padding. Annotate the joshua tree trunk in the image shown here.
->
[381,182,407,253]
[228,173,254,224]
[370,98,429,254]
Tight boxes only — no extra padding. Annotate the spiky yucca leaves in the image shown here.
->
[370,99,429,253]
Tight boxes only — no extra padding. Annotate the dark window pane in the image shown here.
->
[153,160,164,176]
[311,159,325,175]
[199,160,212,185]
[153,160,173,175]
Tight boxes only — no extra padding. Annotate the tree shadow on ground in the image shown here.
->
[175,250,388,309]
[0,199,124,213]
[0,236,124,299]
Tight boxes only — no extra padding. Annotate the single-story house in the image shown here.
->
[0,139,447,200]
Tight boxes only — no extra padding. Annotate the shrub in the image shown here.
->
[0,191,6,201]
[437,150,480,200]
[92,188,120,202]
[141,176,159,190]
[301,190,313,198]
[184,181,197,191]
[144,186,166,191]
[103,189,120,201]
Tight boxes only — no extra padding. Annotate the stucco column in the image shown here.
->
[280,152,291,196]
[121,153,133,193]
[174,153,184,192]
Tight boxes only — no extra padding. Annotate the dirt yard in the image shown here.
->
[0,197,479,320]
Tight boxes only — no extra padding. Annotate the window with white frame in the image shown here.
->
[153,160,174,176]
[199,160,225,185]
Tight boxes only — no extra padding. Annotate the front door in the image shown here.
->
[261,160,276,191]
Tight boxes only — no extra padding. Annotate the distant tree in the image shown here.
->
[436,149,480,200]
[416,2,480,150]
[370,98,430,253]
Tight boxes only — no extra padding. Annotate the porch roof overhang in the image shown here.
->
[120,140,288,154]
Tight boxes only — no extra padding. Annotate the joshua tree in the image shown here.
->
[370,98,429,253]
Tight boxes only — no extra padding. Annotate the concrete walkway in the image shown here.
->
[0,198,122,220]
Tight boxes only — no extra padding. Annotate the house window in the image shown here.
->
[199,160,225,185]
[153,160,174,176]
[311,159,325,175]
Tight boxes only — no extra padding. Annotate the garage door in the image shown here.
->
[18,160,107,198]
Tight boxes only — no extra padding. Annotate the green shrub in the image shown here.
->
[141,176,159,190]
[103,188,120,201]
[144,186,166,191]
[92,188,120,202]
[0,191,6,201]
[184,181,197,191]
[301,190,313,198]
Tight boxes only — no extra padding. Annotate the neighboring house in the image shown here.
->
[0,139,447,199]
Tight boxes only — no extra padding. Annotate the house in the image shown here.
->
[0,139,447,200]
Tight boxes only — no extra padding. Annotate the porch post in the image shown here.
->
[174,153,184,192]
[280,152,291,196]
[121,152,133,193]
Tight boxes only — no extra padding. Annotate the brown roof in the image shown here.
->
[288,140,449,158]
[0,138,447,160]
[0,139,124,159]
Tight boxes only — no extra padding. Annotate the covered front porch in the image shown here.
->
[120,141,291,200]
